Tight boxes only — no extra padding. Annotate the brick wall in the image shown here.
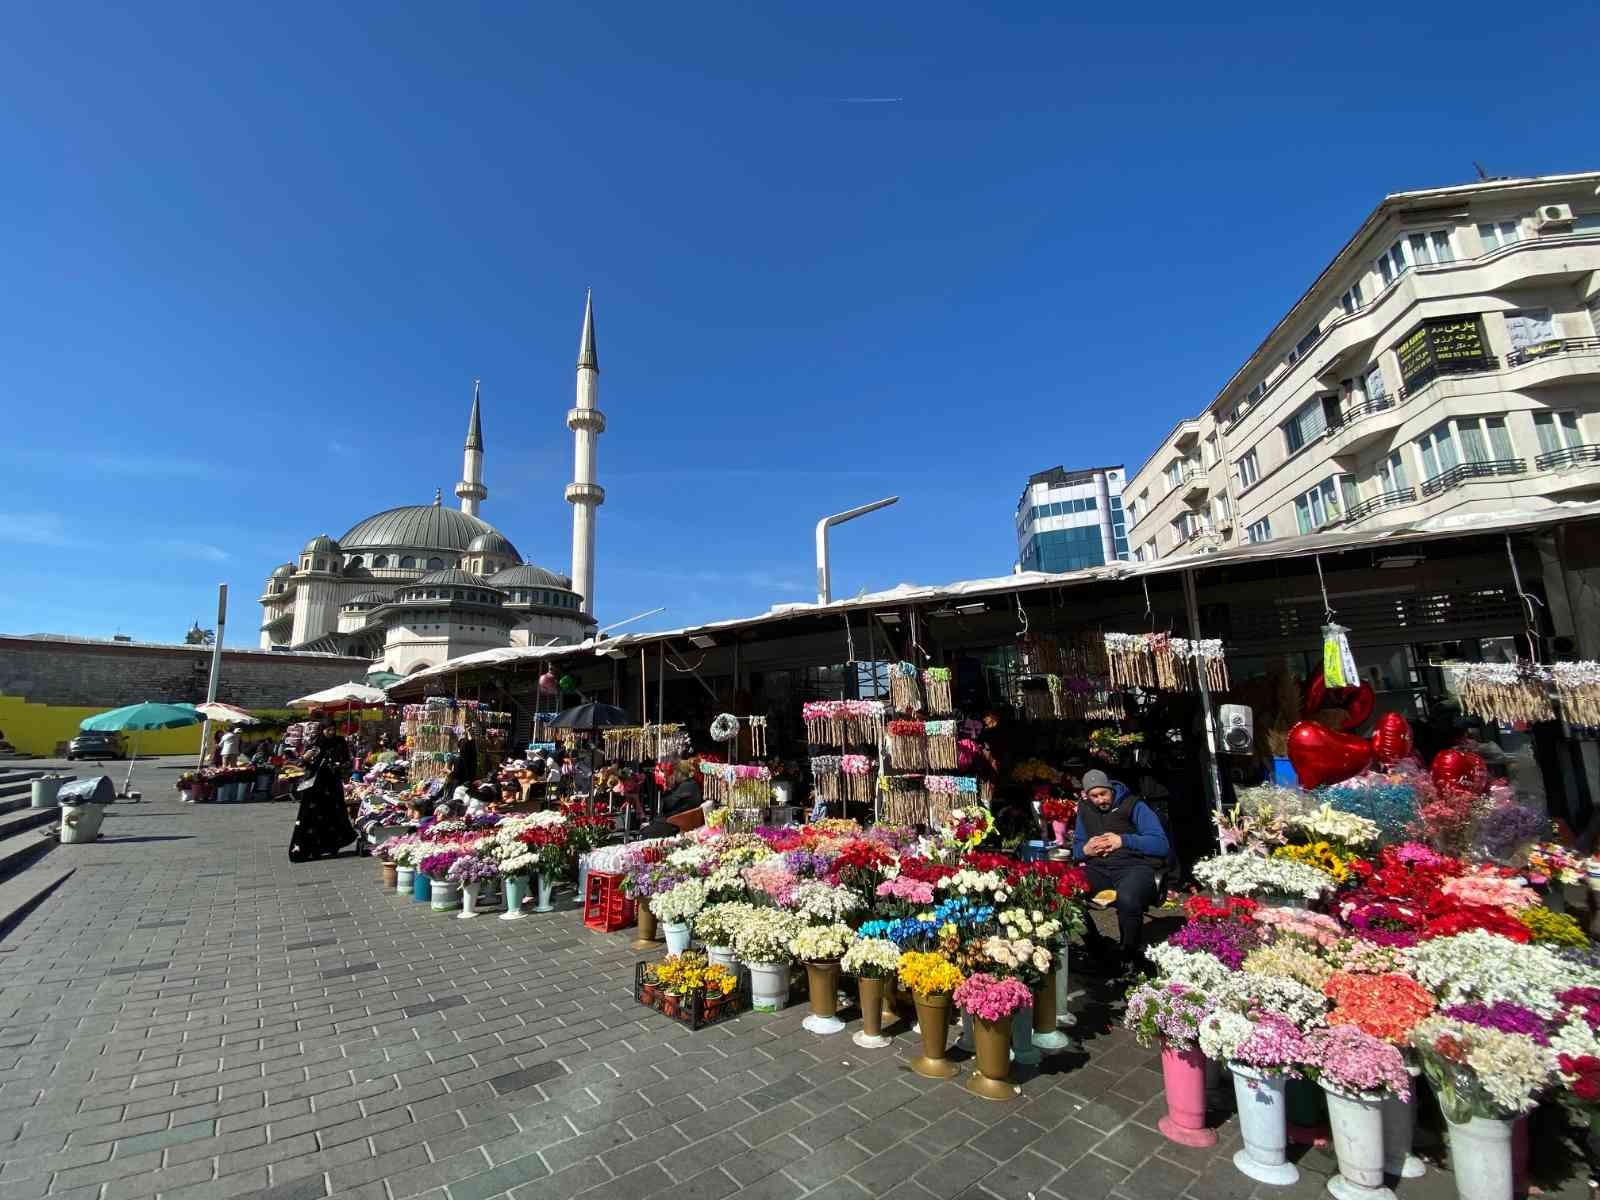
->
[0,637,371,709]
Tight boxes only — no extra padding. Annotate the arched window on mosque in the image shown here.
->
[399,556,416,569]
[427,557,444,570]
[373,555,388,568]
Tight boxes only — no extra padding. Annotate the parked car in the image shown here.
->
[67,731,127,760]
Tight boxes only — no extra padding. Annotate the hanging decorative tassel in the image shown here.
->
[923,667,954,716]
[880,774,928,826]
[889,662,923,713]
[1445,662,1556,724]
[885,719,927,770]
[841,754,875,804]
[925,720,957,770]
[1554,662,1600,727]
[1322,623,1359,690]
[749,716,768,757]
[810,755,842,803]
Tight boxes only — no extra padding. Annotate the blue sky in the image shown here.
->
[3,3,1597,645]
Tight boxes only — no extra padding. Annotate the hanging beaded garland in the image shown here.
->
[841,754,876,804]
[801,700,885,746]
[1104,632,1229,692]
[924,774,977,829]
[1445,662,1556,724]
[885,719,928,770]
[1554,662,1600,727]
[698,762,772,806]
[888,662,923,713]
[810,755,842,802]
[925,720,958,770]
[880,774,928,826]
[923,667,954,716]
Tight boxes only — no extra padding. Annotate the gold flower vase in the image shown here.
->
[853,977,892,1049]
[631,905,660,951]
[803,961,845,1035]
[968,1015,1017,1101]
[1031,970,1071,1052]
[910,992,959,1079]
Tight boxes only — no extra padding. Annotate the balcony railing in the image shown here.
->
[1506,336,1600,368]
[1397,355,1501,400]
[1419,458,1526,498]
[1536,444,1600,470]
[1342,488,1416,523]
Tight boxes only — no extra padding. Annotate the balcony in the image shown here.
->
[1537,444,1600,470]
[1343,488,1416,523]
[1324,392,1411,456]
[1182,471,1210,504]
[1396,355,1500,401]
[1174,419,1201,449]
[1419,458,1526,498]
[1502,337,1600,388]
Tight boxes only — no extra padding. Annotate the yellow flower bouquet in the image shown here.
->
[898,950,964,997]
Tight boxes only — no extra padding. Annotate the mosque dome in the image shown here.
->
[466,532,519,558]
[271,563,295,580]
[340,505,509,556]
[491,564,573,590]
[415,568,501,590]
[344,590,392,607]
[303,534,341,554]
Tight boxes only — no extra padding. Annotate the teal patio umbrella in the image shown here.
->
[80,701,201,797]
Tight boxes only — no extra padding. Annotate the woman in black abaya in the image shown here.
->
[289,715,358,862]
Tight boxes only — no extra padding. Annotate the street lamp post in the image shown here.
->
[815,497,899,604]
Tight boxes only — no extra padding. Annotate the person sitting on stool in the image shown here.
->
[1072,768,1170,977]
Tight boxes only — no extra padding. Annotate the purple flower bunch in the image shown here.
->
[1475,802,1549,861]
[1124,981,1216,1051]
[417,850,463,879]
[782,848,836,880]
[1233,1012,1310,1073]
[1168,917,1258,968]
[1443,1001,1552,1045]
[446,854,500,886]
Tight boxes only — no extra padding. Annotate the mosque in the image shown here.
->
[258,294,606,675]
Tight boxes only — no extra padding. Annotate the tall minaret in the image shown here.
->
[565,290,605,615]
[455,379,487,517]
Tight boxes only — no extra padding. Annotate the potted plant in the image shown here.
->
[1303,1024,1412,1200]
[418,850,464,911]
[792,923,854,1036]
[953,972,1033,1101]
[651,879,708,955]
[1123,980,1218,1148]
[1411,1015,1551,1200]
[898,950,964,1079]
[1199,1010,1308,1186]
[730,908,804,1012]
[695,902,755,970]
[841,936,900,1049]
[447,854,499,919]
[496,849,535,920]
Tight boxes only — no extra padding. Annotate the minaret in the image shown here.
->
[455,379,487,517]
[565,290,605,615]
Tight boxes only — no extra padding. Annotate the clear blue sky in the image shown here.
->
[3,3,1596,646]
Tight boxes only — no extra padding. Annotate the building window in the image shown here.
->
[372,554,389,568]
[1417,420,1459,480]
[1286,324,1321,367]
[1165,459,1185,490]
[1245,517,1273,544]
[1213,492,1232,523]
[1360,362,1387,407]
[1238,449,1260,488]
[1126,497,1141,524]
[314,559,325,572]
[1294,476,1350,534]
[1340,282,1364,315]
[1203,434,1218,467]
[1478,220,1521,251]
[1375,451,1410,495]
[1409,229,1454,266]
[427,557,444,571]
[1282,397,1329,455]
[1535,411,1583,454]
[400,555,416,569]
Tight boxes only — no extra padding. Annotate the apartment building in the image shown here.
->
[1124,172,1600,562]
[1014,464,1129,572]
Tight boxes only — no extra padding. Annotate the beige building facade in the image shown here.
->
[1124,172,1600,562]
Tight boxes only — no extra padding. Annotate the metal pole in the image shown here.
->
[196,584,228,771]
[657,642,665,762]
[1182,568,1227,830]
[815,496,899,604]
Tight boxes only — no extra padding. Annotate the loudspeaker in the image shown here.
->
[1218,704,1254,754]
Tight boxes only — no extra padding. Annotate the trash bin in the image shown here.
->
[59,776,115,843]
[31,775,72,808]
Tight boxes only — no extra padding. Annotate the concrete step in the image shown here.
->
[0,808,62,879]
[0,864,71,942]
[0,769,46,786]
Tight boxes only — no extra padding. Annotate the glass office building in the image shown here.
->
[1014,465,1130,573]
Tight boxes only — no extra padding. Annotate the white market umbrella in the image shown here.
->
[288,682,390,713]
[193,702,259,725]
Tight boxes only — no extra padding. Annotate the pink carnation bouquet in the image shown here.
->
[1302,1024,1412,1100]
[1252,906,1344,948]
[953,972,1033,1022]
[1441,871,1537,911]
[876,876,936,905]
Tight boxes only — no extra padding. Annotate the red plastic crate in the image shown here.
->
[583,870,634,933]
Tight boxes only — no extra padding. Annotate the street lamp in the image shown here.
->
[815,496,899,604]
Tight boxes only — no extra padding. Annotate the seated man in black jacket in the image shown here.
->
[1072,769,1171,976]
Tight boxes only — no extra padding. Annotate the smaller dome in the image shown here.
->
[303,534,341,554]
[490,564,572,590]
[344,590,392,607]
[466,532,519,557]
[415,568,500,590]
[271,563,295,579]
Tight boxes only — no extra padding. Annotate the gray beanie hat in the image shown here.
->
[1081,769,1112,792]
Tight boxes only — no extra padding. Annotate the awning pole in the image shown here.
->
[1182,568,1227,832]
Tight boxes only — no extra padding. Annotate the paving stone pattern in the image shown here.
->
[1,758,1592,1200]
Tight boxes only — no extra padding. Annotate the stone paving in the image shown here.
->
[0,756,1592,1200]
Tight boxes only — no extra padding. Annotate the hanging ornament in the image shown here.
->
[709,713,740,743]
[557,675,577,693]
[538,671,557,694]
[1369,712,1414,767]
[1322,623,1359,690]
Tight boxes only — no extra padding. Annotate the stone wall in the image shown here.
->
[0,636,370,709]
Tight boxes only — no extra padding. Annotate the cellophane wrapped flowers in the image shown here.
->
[1410,1016,1552,1119]
[1304,1024,1412,1100]
[953,972,1033,1021]
[1199,1010,1307,1073]
[791,922,853,963]
[1322,971,1435,1043]
[841,937,900,979]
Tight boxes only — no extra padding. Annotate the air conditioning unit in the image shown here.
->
[1217,518,1234,532]
[1535,203,1575,229]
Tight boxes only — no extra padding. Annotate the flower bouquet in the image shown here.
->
[1304,1024,1413,1197]
[792,922,853,964]
[954,972,1034,1098]
[694,901,757,956]
[650,878,708,929]
[1201,1009,1310,1184]
[789,881,863,925]
[1322,971,1434,1044]
[842,936,901,979]
[1410,1015,1551,1122]
[793,922,854,1033]
[899,950,965,1079]
[1192,852,1336,901]
[843,935,902,1048]
[1125,981,1218,1148]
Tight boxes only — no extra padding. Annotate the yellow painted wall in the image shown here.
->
[0,694,203,758]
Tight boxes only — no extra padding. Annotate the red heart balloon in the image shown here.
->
[1303,670,1375,730]
[1287,720,1374,789]
[1431,749,1489,796]
[1370,712,1414,767]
